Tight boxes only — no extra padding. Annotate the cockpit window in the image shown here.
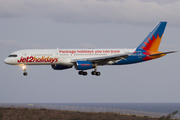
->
[8,54,17,57]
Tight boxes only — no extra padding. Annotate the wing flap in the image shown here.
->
[88,54,129,62]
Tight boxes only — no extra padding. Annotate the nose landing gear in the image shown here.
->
[23,72,28,76]
[20,65,28,76]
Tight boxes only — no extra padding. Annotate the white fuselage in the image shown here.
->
[4,49,136,66]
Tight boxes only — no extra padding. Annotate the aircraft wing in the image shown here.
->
[72,53,131,65]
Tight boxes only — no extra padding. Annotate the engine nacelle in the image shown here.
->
[51,65,72,70]
[75,61,95,70]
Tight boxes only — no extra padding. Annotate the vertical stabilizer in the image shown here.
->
[136,22,167,52]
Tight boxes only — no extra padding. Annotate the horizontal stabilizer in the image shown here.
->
[148,51,177,57]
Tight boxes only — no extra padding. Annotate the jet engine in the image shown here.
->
[74,61,95,70]
[51,65,72,70]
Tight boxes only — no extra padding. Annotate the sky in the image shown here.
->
[0,0,180,103]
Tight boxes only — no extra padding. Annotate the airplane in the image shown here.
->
[4,21,177,76]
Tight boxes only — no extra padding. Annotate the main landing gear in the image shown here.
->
[91,71,101,76]
[91,64,101,76]
[78,70,101,76]
[20,65,28,76]
[78,64,101,76]
[78,71,88,76]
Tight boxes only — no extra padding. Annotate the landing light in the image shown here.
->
[22,65,26,71]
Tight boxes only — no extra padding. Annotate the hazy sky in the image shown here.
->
[0,0,180,103]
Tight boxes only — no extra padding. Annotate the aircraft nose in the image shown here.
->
[4,58,10,64]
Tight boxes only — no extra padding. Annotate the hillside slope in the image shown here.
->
[0,107,163,120]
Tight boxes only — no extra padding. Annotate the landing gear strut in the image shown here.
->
[91,64,101,76]
[78,64,101,76]
[20,65,28,76]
